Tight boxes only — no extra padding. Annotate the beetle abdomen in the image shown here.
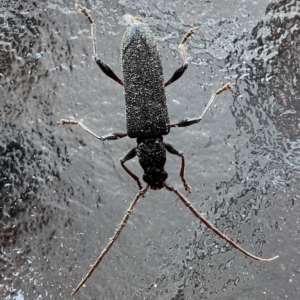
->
[121,18,170,138]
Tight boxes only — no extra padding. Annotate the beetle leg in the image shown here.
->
[57,119,127,141]
[165,63,188,87]
[164,143,191,193]
[120,147,143,190]
[170,83,235,127]
[77,5,123,86]
[164,64,188,87]
[164,27,199,87]
[95,59,124,86]
[178,27,199,65]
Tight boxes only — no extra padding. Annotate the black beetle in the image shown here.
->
[58,5,278,295]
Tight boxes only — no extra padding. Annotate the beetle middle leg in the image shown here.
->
[57,119,127,141]
[76,4,123,86]
[165,27,199,87]
[170,83,235,128]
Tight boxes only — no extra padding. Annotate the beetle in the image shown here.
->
[58,5,278,295]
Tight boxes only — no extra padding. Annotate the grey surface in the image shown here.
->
[1,0,299,299]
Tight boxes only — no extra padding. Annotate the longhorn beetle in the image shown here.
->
[58,5,278,295]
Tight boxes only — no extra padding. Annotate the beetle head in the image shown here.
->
[143,169,168,190]
[137,137,168,190]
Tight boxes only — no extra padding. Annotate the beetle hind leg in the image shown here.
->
[76,4,123,86]
[178,27,199,65]
[164,27,199,87]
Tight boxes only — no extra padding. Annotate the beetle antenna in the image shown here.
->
[71,184,150,296]
[164,183,279,262]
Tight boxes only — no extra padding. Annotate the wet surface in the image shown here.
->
[1,0,300,299]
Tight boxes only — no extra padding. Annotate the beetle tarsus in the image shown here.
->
[77,4,123,85]
[165,26,199,87]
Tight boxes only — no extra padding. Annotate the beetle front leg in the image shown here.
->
[165,27,199,87]
[164,143,191,193]
[77,5,123,86]
[170,83,235,127]
[120,147,143,190]
[57,119,127,141]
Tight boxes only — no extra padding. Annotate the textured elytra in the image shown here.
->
[121,22,170,138]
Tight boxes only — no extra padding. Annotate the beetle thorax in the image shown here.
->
[136,137,168,189]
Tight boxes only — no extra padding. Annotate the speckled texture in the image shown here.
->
[136,137,168,189]
[121,22,170,138]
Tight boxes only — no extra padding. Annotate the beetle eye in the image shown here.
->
[161,170,168,181]
[143,174,149,183]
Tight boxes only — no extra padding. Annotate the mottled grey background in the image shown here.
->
[1,0,299,299]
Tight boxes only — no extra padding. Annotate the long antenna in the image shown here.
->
[164,183,279,262]
[71,185,150,296]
